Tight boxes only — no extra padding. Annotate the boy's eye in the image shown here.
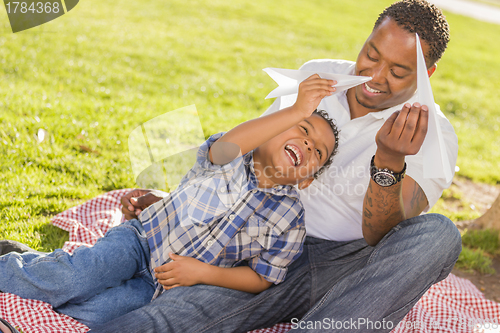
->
[316,148,322,159]
[300,126,308,135]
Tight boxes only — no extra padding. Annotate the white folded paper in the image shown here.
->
[263,67,371,99]
[413,33,453,182]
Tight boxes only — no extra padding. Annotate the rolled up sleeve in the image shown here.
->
[247,213,306,284]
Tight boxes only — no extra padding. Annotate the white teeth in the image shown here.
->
[365,83,382,93]
[285,145,301,166]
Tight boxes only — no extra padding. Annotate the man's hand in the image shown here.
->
[154,253,209,290]
[374,102,428,170]
[121,189,163,220]
[292,74,336,118]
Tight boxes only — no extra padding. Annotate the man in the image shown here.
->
[93,1,461,332]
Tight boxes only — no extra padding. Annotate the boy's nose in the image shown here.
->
[304,139,312,152]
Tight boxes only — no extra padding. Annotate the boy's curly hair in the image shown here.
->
[374,0,450,67]
[312,109,339,179]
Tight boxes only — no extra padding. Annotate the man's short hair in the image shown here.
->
[374,0,450,67]
[312,109,339,179]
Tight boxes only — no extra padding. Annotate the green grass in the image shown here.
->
[462,229,500,255]
[0,0,499,257]
[455,246,496,274]
[453,229,500,274]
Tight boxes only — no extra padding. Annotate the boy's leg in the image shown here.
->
[0,219,152,308]
[90,214,460,333]
[90,251,314,333]
[56,273,155,328]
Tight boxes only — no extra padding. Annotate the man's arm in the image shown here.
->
[362,103,429,246]
[121,189,166,220]
[155,253,272,294]
[210,75,335,164]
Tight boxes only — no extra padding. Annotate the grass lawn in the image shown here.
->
[0,0,499,273]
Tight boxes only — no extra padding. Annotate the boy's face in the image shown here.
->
[253,113,336,188]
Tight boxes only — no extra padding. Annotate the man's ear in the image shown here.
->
[427,63,437,78]
[298,177,314,190]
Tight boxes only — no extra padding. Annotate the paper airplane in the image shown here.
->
[413,34,453,182]
[263,67,371,99]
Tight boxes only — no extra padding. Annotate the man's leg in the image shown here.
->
[91,214,460,333]
[0,219,152,308]
[290,213,461,332]
[90,249,313,333]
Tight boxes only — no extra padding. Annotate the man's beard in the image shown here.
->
[354,90,379,110]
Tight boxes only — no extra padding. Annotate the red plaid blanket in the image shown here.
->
[1,189,499,333]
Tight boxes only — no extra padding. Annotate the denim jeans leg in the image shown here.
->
[91,214,460,333]
[289,213,462,333]
[0,219,152,310]
[90,248,313,333]
[56,273,155,328]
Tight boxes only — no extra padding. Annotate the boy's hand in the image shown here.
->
[292,74,336,118]
[154,253,209,290]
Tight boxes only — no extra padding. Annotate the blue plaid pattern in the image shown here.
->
[140,133,306,299]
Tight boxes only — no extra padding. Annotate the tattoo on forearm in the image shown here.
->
[363,207,374,233]
[363,180,404,239]
[409,182,427,214]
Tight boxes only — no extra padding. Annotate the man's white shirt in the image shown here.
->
[262,59,458,241]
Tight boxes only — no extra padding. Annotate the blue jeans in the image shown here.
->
[0,219,155,328]
[91,214,461,333]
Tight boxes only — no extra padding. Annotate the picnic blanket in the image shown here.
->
[1,189,500,333]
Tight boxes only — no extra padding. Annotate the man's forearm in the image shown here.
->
[362,180,405,246]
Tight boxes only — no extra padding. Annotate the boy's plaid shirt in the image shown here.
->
[140,133,306,299]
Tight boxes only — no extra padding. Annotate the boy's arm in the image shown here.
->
[210,75,336,164]
[155,253,272,294]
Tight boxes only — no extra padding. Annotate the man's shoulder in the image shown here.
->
[299,59,356,74]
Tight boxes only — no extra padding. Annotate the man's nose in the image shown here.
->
[370,63,389,84]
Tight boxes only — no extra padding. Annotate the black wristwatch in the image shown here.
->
[370,155,406,187]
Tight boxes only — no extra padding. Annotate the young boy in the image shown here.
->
[0,75,339,328]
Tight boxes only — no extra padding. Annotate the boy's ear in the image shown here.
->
[427,63,437,78]
[298,177,314,190]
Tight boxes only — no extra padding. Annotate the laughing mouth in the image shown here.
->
[365,83,383,94]
[284,144,302,166]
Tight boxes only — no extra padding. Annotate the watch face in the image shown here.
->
[373,172,397,187]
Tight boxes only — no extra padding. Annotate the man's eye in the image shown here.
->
[367,52,377,61]
[391,70,404,79]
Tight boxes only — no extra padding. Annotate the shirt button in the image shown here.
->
[219,188,225,193]
[228,214,235,220]
[251,189,258,194]
[207,240,213,246]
